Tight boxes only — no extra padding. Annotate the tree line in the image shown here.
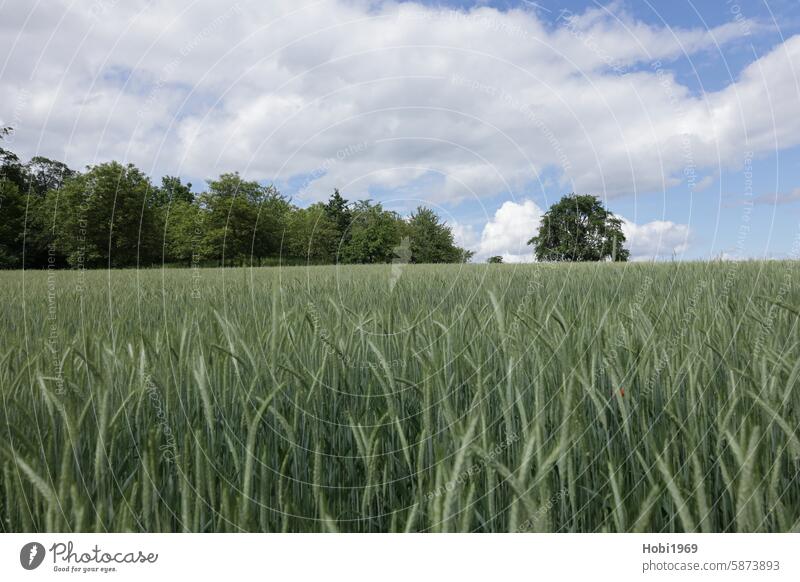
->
[0,131,473,269]
[2,127,631,268]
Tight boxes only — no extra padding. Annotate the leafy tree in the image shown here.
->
[341,201,404,264]
[0,128,25,192]
[151,175,194,207]
[407,206,469,263]
[285,203,339,263]
[0,134,480,269]
[324,188,351,232]
[528,194,629,262]
[0,178,25,268]
[0,130,24,267]
[22,156,77,267]
[458,248,475,263]
[25,156,75,196]
[487,255,503,264]
[163,200,209,264]
[49,162,161,268]
[324,188,353,259]
[0,134,74,268]
[201,173,291,265]
[256,184,293,258]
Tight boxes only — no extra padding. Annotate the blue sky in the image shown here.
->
[395,0,800,261]
[2,0,800,261]
[404,0,800,259]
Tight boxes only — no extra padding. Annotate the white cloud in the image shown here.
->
[451,221,479,251]
[752,187,800,205]
[479,200,542,262]
[468,199,542,263]
[621,217,692,261]
[0,0,796,206]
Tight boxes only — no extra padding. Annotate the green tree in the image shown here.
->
[0,130,25,267]
[407,206,469,263]
[25,156,75,196]
[341,201,404,264]
[458,248,475,263]
[163,200,209,264]
[487,255,503,264]
[0,128,25,192]
[151,175,194,207]
[528,194,629,262]
[201,173,290,265]
[0,178,25,268]
[49,162,161,268]
[285,203,340,263]
[24,156,77,268]
[0,134,77,268]
[324,188,353,259]
[257,184,293,258]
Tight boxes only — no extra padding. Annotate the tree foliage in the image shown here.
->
[0,139,474,269]
[528,194,629,262]
[48,162,161,268]
[343,201,403,264]
[0,178,25,268]
[407,206,472,263]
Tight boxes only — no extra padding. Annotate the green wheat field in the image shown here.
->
[1,262,799,532]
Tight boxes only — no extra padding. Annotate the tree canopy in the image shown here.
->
[0,138,472,269]
[528,194,629,262]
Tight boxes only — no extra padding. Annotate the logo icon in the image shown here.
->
[20,542,46,570]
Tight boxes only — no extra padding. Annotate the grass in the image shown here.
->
[1,261,799,532]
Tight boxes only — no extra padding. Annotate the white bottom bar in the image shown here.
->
[1,533,797,581]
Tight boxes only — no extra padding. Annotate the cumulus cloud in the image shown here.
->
[0,0,797,209]
[471,200,543,263]
[620,218,691,261]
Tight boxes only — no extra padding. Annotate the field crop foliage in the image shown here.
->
[1,262,799,532]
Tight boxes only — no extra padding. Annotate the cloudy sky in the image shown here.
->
[2,0,800,261]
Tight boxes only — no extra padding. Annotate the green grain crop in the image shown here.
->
[1,261,798,532]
